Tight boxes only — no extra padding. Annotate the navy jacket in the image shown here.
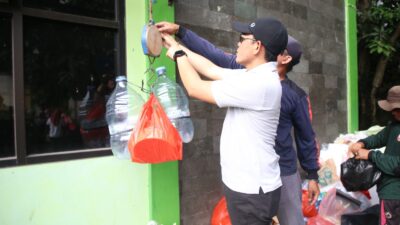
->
[178,27,319,179]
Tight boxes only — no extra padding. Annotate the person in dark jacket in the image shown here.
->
[349,85,400,225]
[157,21,320,225]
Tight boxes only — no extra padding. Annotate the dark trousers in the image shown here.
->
[382,199,400,225]
[223,183,281,225]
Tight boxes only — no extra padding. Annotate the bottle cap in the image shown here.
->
[115,76,127,82]
[155,66,166,76]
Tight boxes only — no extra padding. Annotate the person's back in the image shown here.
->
[278,79,317,176]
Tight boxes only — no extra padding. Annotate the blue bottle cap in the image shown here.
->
[155,66,166,76]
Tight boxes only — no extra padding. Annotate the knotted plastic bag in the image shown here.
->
[128,93,182,163]
[302,190,318,218]
[340,157,381,192]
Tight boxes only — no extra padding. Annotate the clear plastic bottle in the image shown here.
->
[152,66,194,143]
[106,76,144,159]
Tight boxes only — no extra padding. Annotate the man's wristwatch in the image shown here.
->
[173,50,187,61]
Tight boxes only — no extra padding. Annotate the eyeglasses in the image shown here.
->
[239,36,257,43]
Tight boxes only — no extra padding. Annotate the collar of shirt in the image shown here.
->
[245,62,277,73]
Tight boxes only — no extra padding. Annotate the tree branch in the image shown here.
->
[389,22,400,45]
[370,22,400,124]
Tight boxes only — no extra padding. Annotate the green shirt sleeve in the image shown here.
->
[359,126,389,150]
[370,151,400,176]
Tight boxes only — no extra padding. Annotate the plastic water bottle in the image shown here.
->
[152,66,194,143]
[106,76,144,159]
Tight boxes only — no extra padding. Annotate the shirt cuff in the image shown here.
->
[176,26,187,39]
[368,150,374,162]
[306,170,319,180]
[394,166,400,176]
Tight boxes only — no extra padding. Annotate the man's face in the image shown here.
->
[235,34,258,65]
[392,108,400,121]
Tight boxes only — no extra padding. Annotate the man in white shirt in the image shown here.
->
[161,17,288,225]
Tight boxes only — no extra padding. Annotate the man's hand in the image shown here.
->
[348,142,364,158]
[161,33,181,60]
[353,148,370,160]
[307,180,320,205]
[156,21,179,35]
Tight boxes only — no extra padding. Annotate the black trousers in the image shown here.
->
[223,183,281,225]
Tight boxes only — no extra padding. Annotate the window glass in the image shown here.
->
[23,0,115,20]
[24,17,116,154]
[0,14,14,157]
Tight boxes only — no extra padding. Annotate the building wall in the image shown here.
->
[176,1,346,224]
[0,1,180,225]
[0,157,151,225]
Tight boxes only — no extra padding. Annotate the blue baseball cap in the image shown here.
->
[287,35,302,66]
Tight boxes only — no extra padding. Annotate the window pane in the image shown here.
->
[24,17,116,154]
[0,14,15,157]
[23,0,115,20]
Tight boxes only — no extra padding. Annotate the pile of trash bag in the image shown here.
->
[210,126,385,225]
[302,126,384,225]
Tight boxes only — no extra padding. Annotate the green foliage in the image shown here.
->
[357,0,400,57]
[368,39,396,57]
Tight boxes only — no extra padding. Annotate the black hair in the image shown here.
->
[265,49,277,62]
[286,61,295,72]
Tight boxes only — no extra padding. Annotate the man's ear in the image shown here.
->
[282,55,292,65]
[255,41,263,53]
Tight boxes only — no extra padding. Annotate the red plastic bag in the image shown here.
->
[211,197,232,225]
[318,188,362,225]
[302,190,318,218]
[86,101,105,120]
[128,94,182,163]
[359,190,371,199]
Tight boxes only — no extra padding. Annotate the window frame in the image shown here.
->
[0,0,126,167]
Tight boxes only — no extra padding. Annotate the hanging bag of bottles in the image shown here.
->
[128,93,182,163]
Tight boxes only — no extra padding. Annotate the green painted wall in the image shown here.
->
[0,1,179,225]
[345,0,359,132]
[0,157,150,225]
[126,0,180,224]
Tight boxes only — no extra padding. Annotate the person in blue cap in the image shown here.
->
[161,17,288,225]
[157,19,320,225]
